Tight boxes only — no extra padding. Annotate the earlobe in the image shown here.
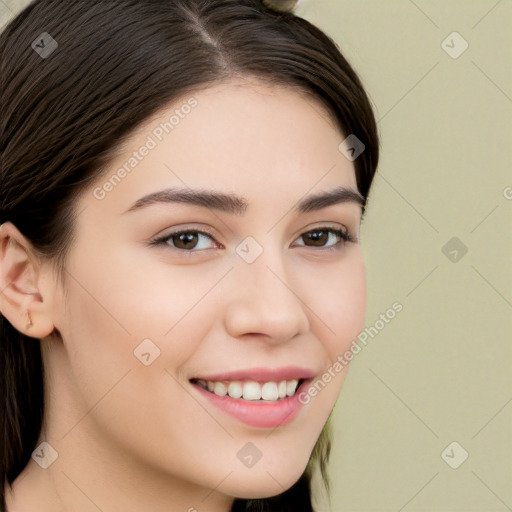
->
[0,221,56,338]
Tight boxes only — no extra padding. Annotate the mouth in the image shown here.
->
[189,377,307,402]
[189,377,313,428]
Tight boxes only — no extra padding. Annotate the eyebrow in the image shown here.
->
[122,185,365,216]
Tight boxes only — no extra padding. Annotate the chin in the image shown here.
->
[225,464,306,499]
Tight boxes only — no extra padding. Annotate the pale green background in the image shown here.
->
[2,1,511,511]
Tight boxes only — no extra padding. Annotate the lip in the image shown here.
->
[191,378,313,428]
[190,366,316,383]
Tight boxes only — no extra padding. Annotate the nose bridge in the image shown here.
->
[223,240,310,341]
[240,247,289,300]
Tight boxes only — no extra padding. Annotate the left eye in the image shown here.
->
[294,228,352,249]
[149,227,353,252]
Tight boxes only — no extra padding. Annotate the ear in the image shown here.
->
[0,221,56,339]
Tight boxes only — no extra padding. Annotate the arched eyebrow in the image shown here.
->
[122,185,364,216]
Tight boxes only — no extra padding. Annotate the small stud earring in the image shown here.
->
[26,310,33,329]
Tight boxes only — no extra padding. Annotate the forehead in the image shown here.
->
[80,78,357,216]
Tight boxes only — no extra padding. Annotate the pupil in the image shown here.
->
[307,230,327,246]
[176,232,197,249]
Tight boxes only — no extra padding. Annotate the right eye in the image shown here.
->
[148,229,221,252]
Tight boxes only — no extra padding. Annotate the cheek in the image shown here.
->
[295,254,365,413]
[102,245,232,338]
[308,253,366,358]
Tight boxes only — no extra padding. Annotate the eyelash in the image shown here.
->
[148,226,356,254]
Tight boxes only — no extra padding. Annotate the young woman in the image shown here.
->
[0,0,379,510]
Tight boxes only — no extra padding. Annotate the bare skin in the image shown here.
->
[1,78,366,511]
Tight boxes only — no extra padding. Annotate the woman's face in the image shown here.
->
[40,79,366,503]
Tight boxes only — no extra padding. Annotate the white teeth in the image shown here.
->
[243,381,261,400]
[261,382,278,401]
[195,378,301,401]
[213,382,227,397]
[278,380,287,399]
[227,381,243,399]
[261,382,279,400]
[286,380,298,396]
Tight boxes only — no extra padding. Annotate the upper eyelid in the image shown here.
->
[152,223,352,247]
[155,222,349,238]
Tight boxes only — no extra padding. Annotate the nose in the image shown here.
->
[223,247,310,343]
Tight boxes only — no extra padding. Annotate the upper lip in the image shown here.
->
[190,366,316,383]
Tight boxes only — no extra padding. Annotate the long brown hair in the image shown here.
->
[0,1,379,510]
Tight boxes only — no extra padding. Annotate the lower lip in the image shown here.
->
[191,379,312,428]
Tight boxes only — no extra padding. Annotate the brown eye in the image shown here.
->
[295,227,352,250]
[172,232,200,250]
[303,230,329,247]
[150,230,218,251]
